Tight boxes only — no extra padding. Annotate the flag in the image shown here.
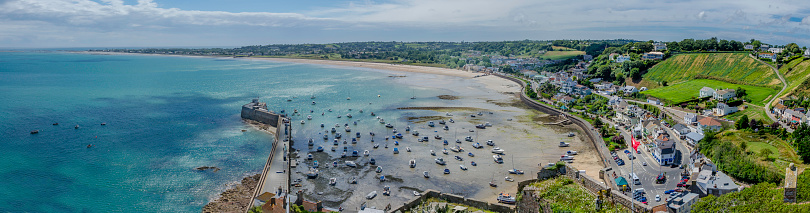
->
[631,134,640,152]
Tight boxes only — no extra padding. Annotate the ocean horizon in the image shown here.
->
[0,52,438,212]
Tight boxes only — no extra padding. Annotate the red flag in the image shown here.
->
[631,134,640,151]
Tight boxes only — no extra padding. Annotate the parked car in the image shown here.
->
[664,190,675,194]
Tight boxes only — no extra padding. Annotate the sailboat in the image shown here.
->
[410,89,415,99]
[347,91,351,100]
[508,156,524,174]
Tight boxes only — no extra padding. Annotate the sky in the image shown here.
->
[1,0,810,48]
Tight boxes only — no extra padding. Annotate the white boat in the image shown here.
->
[443,126,449,130]
[300,120,305,124]
[568,132,575,137]
[460,165,467,170]
[435,157,446,165]
[376,166,383,173]
[508,169,524,174]
[345,126,351,132]
[409,159,416,168]
[446,112,453,116]
[412,131,419,136]
[345,161,357,167]
[329,178,336,186]
[363,150,370,156]
[428,121,435,127]
[379,119,385,124]
[485,122,491,127]
[307,115,312,120]
[486,140,495,146]
[493,155,503,164]
[439,120,446,125]
[442,149,448,155]
[560,155,574,160]
[434,135,442,139]
[306,168,318,178]
[491,147,505,154]
[413,191,421,196]
[423,171,430,178]
[312,101,316,105]
[505,177,514,182]
[559,142,570,147]
[472,143,483,149]
[450,146,460,153]
[430,150,436,156]
[406,147,411,152]
[383,186,391,196]
[347,114,352,118]
[448,119,454,123]
[366,191,377,199]
[567,150,578,155]
[385,123,393,128]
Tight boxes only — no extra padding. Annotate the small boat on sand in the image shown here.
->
[369,158,376,165]
[423,171,430,178]
[329,178,336,186]
[409,159,416,168]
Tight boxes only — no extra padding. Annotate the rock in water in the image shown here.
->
[196,166,221,172]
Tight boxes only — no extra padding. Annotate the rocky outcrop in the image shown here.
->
[203,173,261,213]
[196,166,221,172]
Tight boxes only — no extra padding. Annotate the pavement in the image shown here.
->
[748,54,793,131]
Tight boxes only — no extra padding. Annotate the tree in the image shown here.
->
[593,117,603,128]
[794,123,810,163]
[759,148,773,158]
[787,43,802,55]
[736,87,747,98]
[737,115,749,130]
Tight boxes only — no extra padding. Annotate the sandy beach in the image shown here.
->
[264,57,603,209]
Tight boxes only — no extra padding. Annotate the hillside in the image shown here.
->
[779,58,810,97]
[641,79,777,106]
[642,53,780,88]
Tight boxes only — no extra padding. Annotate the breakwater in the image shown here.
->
[241,98,287,212]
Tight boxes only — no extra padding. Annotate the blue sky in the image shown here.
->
[1,0,809,48]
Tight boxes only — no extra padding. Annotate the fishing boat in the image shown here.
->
[468,152,475,157]
[443,126,449,131]
[345,126,351,132]
[442,149,448,155]
[331,127,336,133]
[307,153,313,160]
[443,140,448,145]
[491,147,505,154]
[472,143,483,149]
[316,146,324,152]
[366,191,377,199]
[345,161,357,167]
[460,165,468,170]
[369,158,376,165]
[471,161,477,166]
[349,177,357,184]
[379,118,385,124]
[320,123,325,127]
[443,168,450,174]
[497,193,516,204]
[486,140,495,146]
[430,150,436,156]
[423,171,430,178]
[393,148,399,154]
[434,135,442,139]
[352,150,359,157]
[505,177,514,182]
[385,123,393,128]
[347,114,352,118]
[454,155,463,161]
[405,126,410,131]
[335,133,341,138]
[363,150,369,156]
[376,166,383,173]
[435,157,446,165]
[406,147,411,152]
[409,159,416,168]
[313,160,319,168]
[449,119,454,123]
[373,144,379,149]
[428,121,434,127]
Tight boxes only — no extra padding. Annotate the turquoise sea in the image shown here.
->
[0,52,441,212]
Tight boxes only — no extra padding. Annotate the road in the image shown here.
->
[601,118,687,206]
[749,54,790,130]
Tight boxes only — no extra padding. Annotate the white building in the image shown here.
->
[642,52,664,60]
[684,113,697,124]
[622,86,638,94]
[615,55,631,63]
[652,134,676,165]
[699,87,715,98]
[713,102,739,116]
[608,96,623,106]
[744,44,754,50]
[768,47,784,53]
[654,42,667,51]
[713,89,736,101]
[668,192,699,213]
[805,49,810,57]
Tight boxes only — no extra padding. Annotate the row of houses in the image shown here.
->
[772,102,810,127]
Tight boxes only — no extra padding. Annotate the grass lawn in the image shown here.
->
[640,79,777,106]
[724,106,770,122]
[643,53,779,88]
[538,50,585,60]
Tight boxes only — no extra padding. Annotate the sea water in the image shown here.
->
[0,52,442,212]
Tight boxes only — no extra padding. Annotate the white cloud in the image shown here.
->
[0,0,809,47]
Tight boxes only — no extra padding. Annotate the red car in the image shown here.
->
[674,188,684,192]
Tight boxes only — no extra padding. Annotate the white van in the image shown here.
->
[631,173,641,185]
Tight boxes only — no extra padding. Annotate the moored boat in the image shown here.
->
[409,159,416,168]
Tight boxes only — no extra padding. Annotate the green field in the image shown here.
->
[718,130,805,169]
[641,79,777,106]
[724,106,769,122]
[537,50,584,60]
[643,53,780,88]
[779,58,810,97]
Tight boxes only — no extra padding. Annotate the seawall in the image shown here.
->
[242,99,286,212]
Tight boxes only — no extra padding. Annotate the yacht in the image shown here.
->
[409,159,416,168]
[385,123,394,128]
[345,161,357,167]
[423,171,430,178]
[491,147,505,154]
[493,155,503,164]
[486,140,495,146]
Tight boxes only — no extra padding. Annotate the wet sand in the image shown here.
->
[285,68,602,210]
